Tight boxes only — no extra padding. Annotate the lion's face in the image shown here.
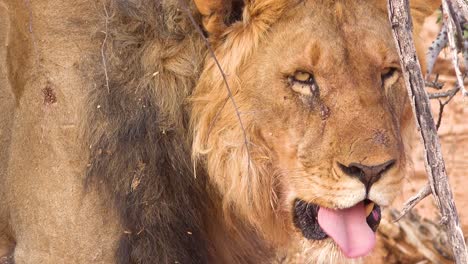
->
[191,0,436,261]
[244,2,409,258]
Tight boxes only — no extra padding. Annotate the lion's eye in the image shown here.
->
[381,67,399,87]
[289,71,318,96]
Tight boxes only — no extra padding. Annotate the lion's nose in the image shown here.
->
[338,160,396,192]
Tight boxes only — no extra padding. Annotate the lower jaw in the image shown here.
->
[297,238,364,263]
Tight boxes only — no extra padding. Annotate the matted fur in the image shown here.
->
[85,0,211,263]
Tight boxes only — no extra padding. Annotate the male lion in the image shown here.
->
[0,0,439,263]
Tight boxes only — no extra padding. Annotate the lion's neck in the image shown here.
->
[203,189,276,263]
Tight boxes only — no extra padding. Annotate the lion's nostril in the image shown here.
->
[337,162,362,177]
[338,160,396,192]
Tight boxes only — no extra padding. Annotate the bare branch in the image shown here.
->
[442,0,467,96]
[435,81,462,129]
[426,79,445,90]
[436,99,445,130]
[429,85,460,99]
[464,29,468,74]
[452,0,468,21]
[426,25,448,77]
[394,184,431,222]
[387,0,468,263]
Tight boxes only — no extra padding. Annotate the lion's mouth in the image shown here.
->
[293,199,381,258]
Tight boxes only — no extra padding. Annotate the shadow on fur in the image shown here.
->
[84,1,210,263]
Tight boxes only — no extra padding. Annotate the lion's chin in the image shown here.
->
[293,199,381,259]
[299,238,365,264]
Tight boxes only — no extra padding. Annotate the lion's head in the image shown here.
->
[191,0,439,260]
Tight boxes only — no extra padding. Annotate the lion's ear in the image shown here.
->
[194,0,233,37]
[410,0,441,30]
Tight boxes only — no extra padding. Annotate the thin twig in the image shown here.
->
[425,80,445,90]
[178,0,252,173]
[207,98,229,138]
[464,26,468,75]
[429,85,460,99]
[426,25,448,77]
[394,184,431,222]
[436,81,461,129]
[442,0,467,96]
[387,0,468,262]
[101,1,110,93]
[436,99,445,130]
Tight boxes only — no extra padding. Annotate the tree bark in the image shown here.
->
[387,0,468,263]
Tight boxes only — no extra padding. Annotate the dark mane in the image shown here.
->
[84,1,209,263]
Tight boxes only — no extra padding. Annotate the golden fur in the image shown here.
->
[192,0,440,261]
[0,0,439,263]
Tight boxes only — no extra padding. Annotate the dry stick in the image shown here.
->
[387,0,468,263]
[435,81,462,130]
[178,0,252,172]
[426,24,448,77]
[436,99,445,130]
[426,74,445,90]
[442,0,467,96]
[464,31,468,75]
[429,85,460,99]
[394,184,431,222]
[449,0,468,73]
[101,1,110,93]
[452,0,468,20]
[426,80,445,90]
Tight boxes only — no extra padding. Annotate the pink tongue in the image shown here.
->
[317,202,375,258]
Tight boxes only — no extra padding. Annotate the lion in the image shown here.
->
[0,0,440,263]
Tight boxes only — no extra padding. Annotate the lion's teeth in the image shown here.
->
[294,71,311,82]
[365,202,375,217]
